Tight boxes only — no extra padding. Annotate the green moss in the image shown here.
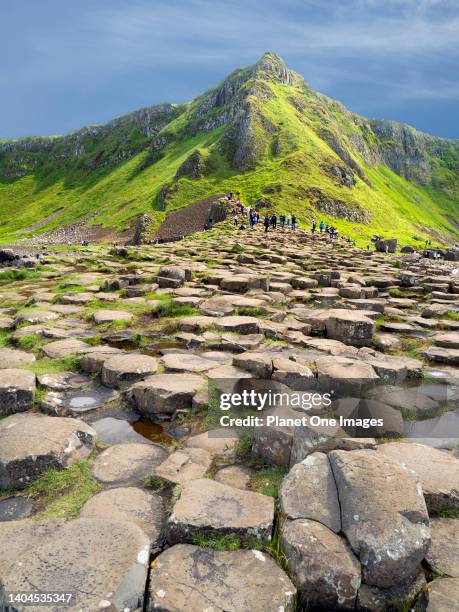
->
[250,466,288,498]
[26,458,102,519]
[22,355,81,375]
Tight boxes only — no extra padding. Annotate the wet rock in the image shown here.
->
[0,517,150,611]
[37,370,89,391]
[92,442,167,486]
[80,486,164,544]
[148,544,296,611]
[280,453,341,532]
[0,368,35,416]
[0,413,96,489]
[41,382,119,416]
[167,478,274,544]
[101,353,158,388]
[377,443,459,512]
[329,449,430,588]
[281,518,361,610]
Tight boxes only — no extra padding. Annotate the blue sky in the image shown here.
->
[1,0,458,139]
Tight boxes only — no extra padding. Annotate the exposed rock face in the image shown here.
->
[425,518,459,578]
[281,518,361,610]
[0,413,97,490]
[377,442,459,512]
[0,518,150,611]
[148,544,296,611]
[175,150,205,179]
[167,478,274,544]
[329,449,430,588]
[280,452,341,532]
[0,368,35,416]
[375,238,398,253]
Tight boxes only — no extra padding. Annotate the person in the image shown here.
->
[319,220,325,233]
[233,212,238,226]
[287,214,291,228]
[264,215,270,233]
[280,213,285,229]
[311,220,316,234]
[292,214,297,231]
[271,214,277,229]
[249,211,255,230]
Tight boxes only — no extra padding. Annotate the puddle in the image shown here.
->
[91,416,174,446]
[131,420,174,445]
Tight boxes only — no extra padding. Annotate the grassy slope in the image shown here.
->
[0,80,457,247]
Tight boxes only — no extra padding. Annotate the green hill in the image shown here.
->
[1,52,458,246]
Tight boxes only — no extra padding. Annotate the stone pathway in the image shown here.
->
[0,219,458,609]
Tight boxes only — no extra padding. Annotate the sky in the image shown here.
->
[1,0,458,139]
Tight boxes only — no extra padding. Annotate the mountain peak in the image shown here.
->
[252,51,296,85]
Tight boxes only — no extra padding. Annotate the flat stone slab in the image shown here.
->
[315,356,379,393]
[279,452,341,533]
[281,518,360,610]
[167,478,274,544]
[214,465,254,490]
[161,352,217,372]
[37,370,90,391]
[91,442,167,485]
[148,544,296,611]
[425,518,459,578]
[185,429,239,461]
[0,517,150,611]
[41,383,119,416]
[0,368,35,416]
[434,332,459,349]
[329,449,430,589]
[41,338,92,358]
[154,448,212,484]
[425,577,459,611]
[80,486,164,544]
[325,308,374,347]
[93,309,134,324]
[377,442,459,512]
[0,347,35,368]
[215,315,260,334]
[15,310,60,325]
[0,413,97,490]
[424,345,459,365]
[129,373,204,416]
[101,353,158,388]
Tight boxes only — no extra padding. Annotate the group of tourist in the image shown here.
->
[310,220,338,238]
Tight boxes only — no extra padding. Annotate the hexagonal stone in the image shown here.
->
[58,292,94,304]
[15,310,60,325]
[281,518,361,610]
[0,347,36,369]
[0,413,97,490]
[37,371,90,391]
[0,368,35,416]
[0,496,33,521]
[0,517,150,611]
[155,448,212,484]
[329,449,430,589]
[161,352,217,373]
[93,309,134,324]
[41,338,91,358]
[280,453,341,532]
[40,383,119,416]
[80,347,123,373]
[167,478,274,544]
[424,346,459,365]
[233,351,273,378]
[315,356,379,394]
[377,443,459,512]
[325,309,375,347]
[185,428,239,461]
[91,442,167,486]
[80,486,164,543]
[434,332,459,349]
[148,544,296,611]
[425,518,459,578]
[129,373,204,416]
[101,353,158,388]
[272,357,316,390]
[215,316,260,334]
[425,577,459,611]
[214,465,254,490]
